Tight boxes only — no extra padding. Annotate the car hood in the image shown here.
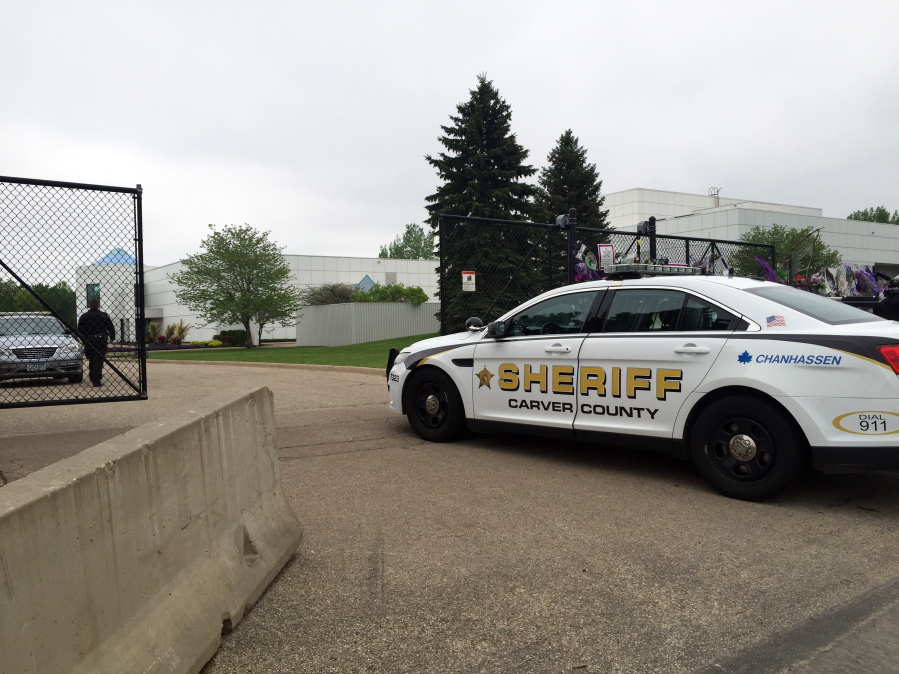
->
[400,330,481,354]
[0,333,77,349]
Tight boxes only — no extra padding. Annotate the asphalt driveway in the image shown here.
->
[2,361,899,673]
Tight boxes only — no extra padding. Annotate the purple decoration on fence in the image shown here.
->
[755,256,779,283]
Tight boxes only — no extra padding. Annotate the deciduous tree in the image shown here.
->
[736,224,841,277]
[170,224,301,347]
[0,279,77,327]
[847,206,899,224]
[379,224,436,260]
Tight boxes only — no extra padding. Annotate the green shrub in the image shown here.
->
[171,319,191,342]
[220,329,247,342]
[351,283,429,305]
[146,321,161,342]
[214,329,246,346]
[207,340,223,347]
[299,283,355,306]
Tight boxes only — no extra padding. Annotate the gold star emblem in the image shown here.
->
[476,366,494,388]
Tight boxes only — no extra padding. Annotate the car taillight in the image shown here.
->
[877,345,899,374]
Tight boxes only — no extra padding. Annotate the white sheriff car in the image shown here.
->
[387,273,899,501]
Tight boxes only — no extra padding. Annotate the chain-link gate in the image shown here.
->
[0,176,147,408]
[437,213,775,335]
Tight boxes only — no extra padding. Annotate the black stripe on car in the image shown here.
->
[404,343,470,369]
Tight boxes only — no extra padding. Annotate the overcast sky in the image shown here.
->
[3,1,898,266]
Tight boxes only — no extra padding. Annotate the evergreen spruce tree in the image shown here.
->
[425,74,541,332]
[534,130,610,285]
[535,130,609,229]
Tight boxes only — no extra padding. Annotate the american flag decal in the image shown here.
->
[766,315,786,327]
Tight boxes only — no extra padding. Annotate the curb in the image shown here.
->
[148,359,383,376]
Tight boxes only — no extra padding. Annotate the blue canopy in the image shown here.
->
[93,248,136,265]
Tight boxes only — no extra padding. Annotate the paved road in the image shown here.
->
[3,362,899,673]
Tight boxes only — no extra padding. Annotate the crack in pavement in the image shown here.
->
[278,440,426,461]
[277,418,398,432]
[279,433,414,451]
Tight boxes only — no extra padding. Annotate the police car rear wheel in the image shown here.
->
[405,369,465,442]
[690,396,804,501]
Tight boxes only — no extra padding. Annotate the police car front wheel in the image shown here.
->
[690,396,805,501]
[404,368,466,442]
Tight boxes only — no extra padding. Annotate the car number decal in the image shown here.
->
[832,411,899,435]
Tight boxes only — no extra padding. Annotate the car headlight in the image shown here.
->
[0,348,9,356]
[393,352,410,366]
[62,344,82,354]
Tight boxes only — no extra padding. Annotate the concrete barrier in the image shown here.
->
[0,386,302,674]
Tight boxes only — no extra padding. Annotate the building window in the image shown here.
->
[86,284,100,303]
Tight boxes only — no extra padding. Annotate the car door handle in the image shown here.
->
[675,344,710,354]
[545,344,571,353]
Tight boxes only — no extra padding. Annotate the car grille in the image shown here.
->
[12,347,58,360]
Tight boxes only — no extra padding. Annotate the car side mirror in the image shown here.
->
[486,321,508,338]
[465,317,483,332]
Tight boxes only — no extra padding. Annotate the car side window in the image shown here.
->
[679,295,740,331]
[507,291,599,337]
[602,289,685,333]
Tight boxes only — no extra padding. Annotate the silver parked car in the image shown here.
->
[0,313,84,384]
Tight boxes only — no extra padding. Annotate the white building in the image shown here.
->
[75,248,154,343]
[79,188,899,346]
[604,188,899,275]
[143,255,438,342]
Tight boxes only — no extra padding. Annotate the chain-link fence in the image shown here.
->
[437,213,775,335]
[0,176,146,408]
[438,215,570,334]
[576,227,775,277]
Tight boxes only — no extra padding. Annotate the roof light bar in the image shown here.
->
[604,263,699,276]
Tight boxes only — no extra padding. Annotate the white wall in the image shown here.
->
[600,188,896,270]
[296,302,439,346]
[75,263,138,342]
[143,255,439,342]
[604,188,822,231]
[654,207,899,268]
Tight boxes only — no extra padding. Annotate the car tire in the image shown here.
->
[68,373,83,384]
[690,396,805,501]
[404,368,466,442]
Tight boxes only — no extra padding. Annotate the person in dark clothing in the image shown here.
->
[77,299,115,387]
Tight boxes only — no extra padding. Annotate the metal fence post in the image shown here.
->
[546,227,553,291]
[567,207,577,285]
[438,215,447,335]
[134,184,147,395]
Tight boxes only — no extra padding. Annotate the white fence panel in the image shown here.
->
[296,302,439,346]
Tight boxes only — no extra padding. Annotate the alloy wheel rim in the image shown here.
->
[415,382,448,429]
[709,416,775,483]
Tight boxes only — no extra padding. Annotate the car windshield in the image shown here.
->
[744,286,886,325]
[0,316,66,336]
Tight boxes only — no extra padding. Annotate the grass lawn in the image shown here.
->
[147,333,439,369]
